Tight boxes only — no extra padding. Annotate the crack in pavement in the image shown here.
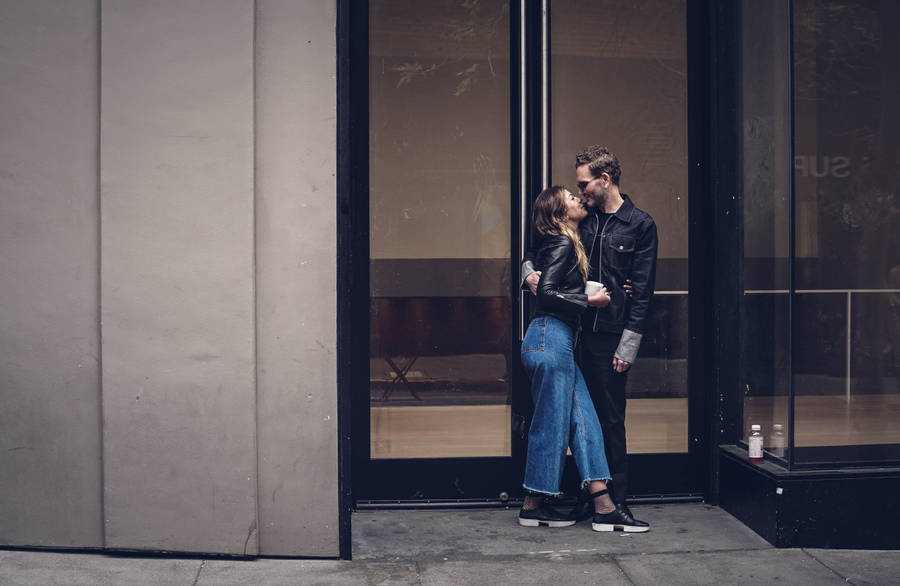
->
[802,548,855,585]
[191,559,206,586]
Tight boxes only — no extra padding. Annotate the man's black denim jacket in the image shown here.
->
[522,194,658,364]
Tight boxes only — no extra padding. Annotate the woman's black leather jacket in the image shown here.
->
[532,234,588,330]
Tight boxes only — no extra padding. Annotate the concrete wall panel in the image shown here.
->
[0,0,103,547]
[255,0,339,556]
[100,0,257,554]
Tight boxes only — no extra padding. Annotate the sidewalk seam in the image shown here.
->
[612,545,773,558]
[355,544,775,565]
[413,559,424,586]
[802,548,855,585]
[191,559,206,586]
[611,555,637,586]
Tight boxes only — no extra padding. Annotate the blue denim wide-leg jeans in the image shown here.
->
[521,315,611,495]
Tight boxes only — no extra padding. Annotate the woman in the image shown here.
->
[518,186,648,533]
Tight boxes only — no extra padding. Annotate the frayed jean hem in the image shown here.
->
[522,484,563,498]
[580,477,612,489]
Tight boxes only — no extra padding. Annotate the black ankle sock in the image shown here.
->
[594,492,616,514]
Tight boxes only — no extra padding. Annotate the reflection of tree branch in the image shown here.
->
[392,1,509,96]
[652,57,685,79]
[454,63,480,96]
[794,2,880,99]
[394,62,441,88]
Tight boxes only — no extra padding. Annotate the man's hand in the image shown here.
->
[525,271,542,295]
[612,357,631,373]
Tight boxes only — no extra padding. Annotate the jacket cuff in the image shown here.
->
[614,329,643,364]
[521,260,537,290]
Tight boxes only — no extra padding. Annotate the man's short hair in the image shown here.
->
[575,145,621,185]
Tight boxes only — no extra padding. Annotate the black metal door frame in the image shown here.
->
[337,1,717,530]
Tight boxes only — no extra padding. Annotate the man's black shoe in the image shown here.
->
[592,505,650,533]
[518,503,577,528]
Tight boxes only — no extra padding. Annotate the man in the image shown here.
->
[522,145,658,527]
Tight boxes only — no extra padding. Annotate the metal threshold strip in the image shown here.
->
[355,493,704,510]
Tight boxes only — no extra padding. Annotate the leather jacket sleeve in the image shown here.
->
[536,235,588,312]
[623,218,658,335]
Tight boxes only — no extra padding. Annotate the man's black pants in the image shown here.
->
[579,330,629,506]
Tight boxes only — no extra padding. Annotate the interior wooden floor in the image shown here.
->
[371,398,688,459]
[371,394,900,459]
[743,393,900,447]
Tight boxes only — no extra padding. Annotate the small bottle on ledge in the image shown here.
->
[749,424,764,463]
[770,423,786,459]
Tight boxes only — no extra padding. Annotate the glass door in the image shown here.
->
[359,0,518,501]
[354,0,706,503]
[548,0,699,497]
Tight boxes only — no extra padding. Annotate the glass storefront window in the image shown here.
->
[740,0,792,462]
[741,0,900,467]
[792,0,900,465]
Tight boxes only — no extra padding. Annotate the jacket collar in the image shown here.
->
[591,193,635,224]
[613,194,635,223]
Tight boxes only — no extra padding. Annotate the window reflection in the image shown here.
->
[740,0,792,460]
[742,0,900,465]
[792,0,900,464]
[369,0,511,459]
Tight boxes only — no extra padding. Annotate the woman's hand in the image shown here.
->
[588,286,611,307]
[525,271,542,295]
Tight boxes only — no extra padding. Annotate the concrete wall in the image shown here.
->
[0,0,103,548]
[100,0,258,555]
[0,0,338,557]
[255,0,339,556]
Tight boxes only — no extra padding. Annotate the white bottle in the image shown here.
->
[771,423,786,458]
[749,424,764,462]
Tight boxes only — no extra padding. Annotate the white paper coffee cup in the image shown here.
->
[585,280,604,296]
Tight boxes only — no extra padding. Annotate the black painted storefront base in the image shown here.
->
[719,445,900,549]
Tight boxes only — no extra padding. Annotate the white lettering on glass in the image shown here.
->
[794,156,851,178]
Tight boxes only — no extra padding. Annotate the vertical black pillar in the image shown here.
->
[337,0,369,560]
[705,0,743,503]
[687,0,714,500]
[786,0,797,471]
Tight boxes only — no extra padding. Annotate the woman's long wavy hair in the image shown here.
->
[532,185,589,282]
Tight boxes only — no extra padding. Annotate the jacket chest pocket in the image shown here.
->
[605,233,635,269]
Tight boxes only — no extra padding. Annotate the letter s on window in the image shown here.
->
[831,156,850,179]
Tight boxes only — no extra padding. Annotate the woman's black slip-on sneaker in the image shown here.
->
[518,503,577,528]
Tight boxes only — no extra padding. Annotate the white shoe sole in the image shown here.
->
[591,522,650,533]
[519,517,576,528]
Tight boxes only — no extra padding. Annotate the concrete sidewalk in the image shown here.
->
[2,503,899,585]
